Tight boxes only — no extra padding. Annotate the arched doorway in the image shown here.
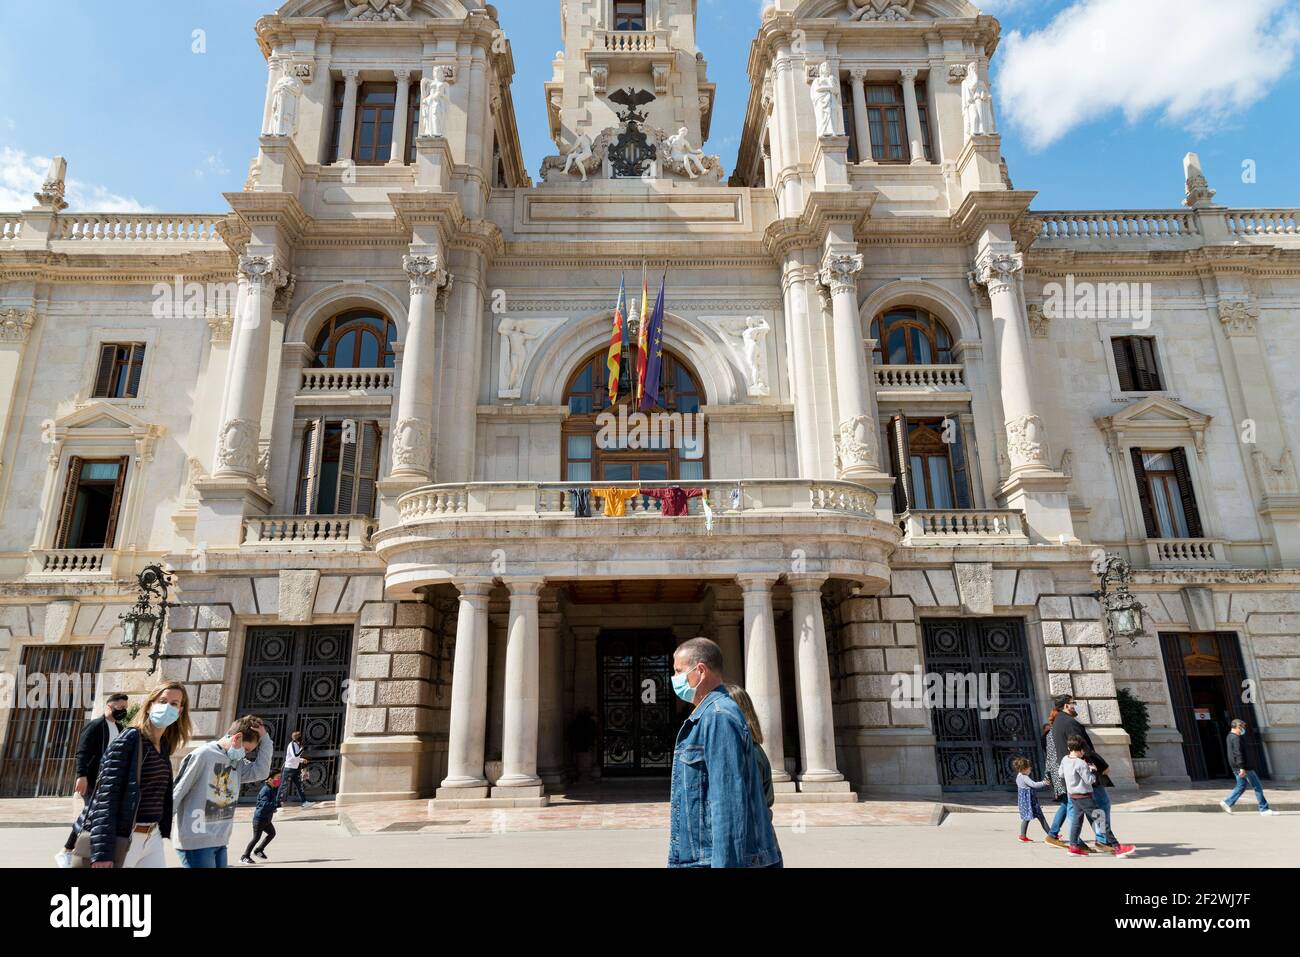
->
[561,347,707,482]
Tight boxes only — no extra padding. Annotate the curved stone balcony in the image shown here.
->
[375,480,900,596]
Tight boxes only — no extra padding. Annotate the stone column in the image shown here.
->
[974,250,1052,476]
[495,579,546,801]
[537,599,566,786]
[819,252,880,480]
[391,253,448,481]
[848,69,873,164]
[390,69,412,166]
[335,69,360,165]
[900,68,926,164]
[214,255,286,479]
[788,574,849,789]
[739,576,793,789]
[438,580,492,796]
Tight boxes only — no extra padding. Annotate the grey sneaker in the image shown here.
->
[1220,800,1233,814]
[1260,808,1276,816]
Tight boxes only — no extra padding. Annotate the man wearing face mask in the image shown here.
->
[172,714,273,868]
[668,637,783,868]
[56,692,130,866]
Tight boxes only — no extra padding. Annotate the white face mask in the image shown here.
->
[149,703,180,728]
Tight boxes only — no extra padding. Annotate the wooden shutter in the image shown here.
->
[1111,338,1137,392]
[336,420,360,515]
[1159,633,1208,780]
[1215,632,1271,778]
[296,419,323,516]
[125,344,146,398]
[1129,448,1161,538]
[1133,337,1162,391]
[92,345,118,398]
[54,457,85,548]
[888,415,912,512]
[356,422,381,518]
[840,82,857,162]
[101,456,130,548]
[1169,447,1203,538]
[948,417,972,509]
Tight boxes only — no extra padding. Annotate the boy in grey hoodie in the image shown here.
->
[1060,735,1135,858]
[173,715,273,868]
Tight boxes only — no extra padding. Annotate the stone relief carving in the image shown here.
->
[393,417,432,471]
[419,70,453,138]
[661,128,709,179]
[217,418,260,474]
[1006,414,1049,469]
[1218,299,1259,337]
[835,414,878,474]
[344,0,413,21]
[265,66,304,137]
[0,308,37,342]
[561,132,596,182]
[962,62,996,137]
[1253,449,1299,495]
[274,274,297,313]
[1183,151,1217,208]
[847,0,915,20]
[1026,302,1050,338]
[591,65,608,94]
[947,64,969,84]
[497,318,563,399]
[810,62,841,138]
[207,314,234,344]
[708,317,772,397]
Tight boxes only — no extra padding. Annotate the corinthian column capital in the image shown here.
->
[404,254,450,296]
[238,254,289,290]
[973,250,1024,295]
[818,253,864,296]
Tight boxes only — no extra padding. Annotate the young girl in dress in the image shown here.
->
[1013,755,1051,843]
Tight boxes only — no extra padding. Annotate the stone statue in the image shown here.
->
[265,67,304,137]
[498,319,545,393]
[810,62,841,139]
[665,128,708,179]
[721,317,771,395]
[419,72,451,138]
[962,62,995,137]
[562,132,594,182]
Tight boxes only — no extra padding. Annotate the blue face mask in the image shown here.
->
[148,703,180,728]
[227,746,248,764]
[672,669,697,703]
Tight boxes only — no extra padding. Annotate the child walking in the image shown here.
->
[1059,735,1137,859]
[1013,756,1051,842]
[240,772,281,865]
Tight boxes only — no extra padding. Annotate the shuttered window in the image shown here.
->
[295,419,382,518]
[92,344,146,399]
[53,456,130,549]
[1132,448,1203,539]
[1112,336,1163,392]
[887,415,972,513]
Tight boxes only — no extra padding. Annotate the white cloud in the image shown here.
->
[996,0,1300,150]
[0,146,152,213]
[193,151,231,181]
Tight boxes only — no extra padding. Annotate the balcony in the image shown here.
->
[874,365,969,400]
[375,480,900,595]
[28,548,117,579]
[298,368,395,401]
[899,510,1029,546]
[597,29,661,53]
[1146,539,1229,569]
[243,516,376,553]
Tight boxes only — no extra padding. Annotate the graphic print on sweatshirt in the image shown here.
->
[205,763,239,824]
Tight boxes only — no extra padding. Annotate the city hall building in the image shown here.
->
[1,0,1298,806]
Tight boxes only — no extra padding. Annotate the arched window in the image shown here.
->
[561,346,707,483]
[870,307,954,365]
[310,310,397,369]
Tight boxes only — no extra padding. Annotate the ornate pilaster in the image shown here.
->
[818,253,882,480]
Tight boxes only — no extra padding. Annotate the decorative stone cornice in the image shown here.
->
[403,254,450,297]
[0,307,37,343]
[1218,298,1259,337]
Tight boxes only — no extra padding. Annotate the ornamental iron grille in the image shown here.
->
[922,618,1042,791]
[598,630,686,775]
[0,644,104,797]
[235,626,352,799]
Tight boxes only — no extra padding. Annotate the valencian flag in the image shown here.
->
[634,265,651,406]
[639,273,666,412]
[607,274,627,402]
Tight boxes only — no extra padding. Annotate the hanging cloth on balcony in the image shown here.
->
[592,487,641,517]
[701,496,715,533]
[642,487,704,517]
[567,488,592,518]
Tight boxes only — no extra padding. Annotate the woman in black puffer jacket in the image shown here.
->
[75,682,192,867]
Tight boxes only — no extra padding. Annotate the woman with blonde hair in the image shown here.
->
[72,682,192,868]
[724,682,774,811]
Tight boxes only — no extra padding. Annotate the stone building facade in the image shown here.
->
[1,0,1298,805]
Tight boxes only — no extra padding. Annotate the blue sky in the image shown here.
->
[2,0,1298,212]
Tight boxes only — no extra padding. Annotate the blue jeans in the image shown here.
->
[1224,771,1270,810]
[177,846,228,868]
[1049,789,1111,844]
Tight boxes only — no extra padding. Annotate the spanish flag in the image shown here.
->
[635,265,651,406]
[607,274,627,403]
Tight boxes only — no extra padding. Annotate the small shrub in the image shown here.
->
[1117,687,1150,759]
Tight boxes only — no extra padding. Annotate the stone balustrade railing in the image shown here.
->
[875,365,966,390]
[244,515,376,550]
[29,548,115,577]
[599,30,659,52]
[1036,210,1198,242]
[299,368,396,395]
[1225,209,1299,236]
[1146,539,1228,567]
[900,509,1029,545]
[55,213,226,243]
[0,216,20,242]
[398,479,879,524]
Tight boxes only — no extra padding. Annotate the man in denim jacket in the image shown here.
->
[668,637,783,868]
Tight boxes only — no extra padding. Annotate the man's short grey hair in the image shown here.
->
[1231,718,1248,731]
[676,637,724,673]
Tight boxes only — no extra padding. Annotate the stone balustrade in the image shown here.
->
[1146,538,1228,568]
[0,216,20,242]
[29,548,115,577]
[1036,210,1198,242]
[900,509,1029,545]
[244,515,376,551]
[875,364,966,391]
[299,368,396,395]
[599,30,659,53]
[1225,209,1299,236]
[54,213,226,243]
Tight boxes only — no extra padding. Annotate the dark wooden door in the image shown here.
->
[236,627,352,798]
[923,619,1042,790]
[0,645,104,797]
[597,630,686,776]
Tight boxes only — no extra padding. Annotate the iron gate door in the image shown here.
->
[0,644,104,798]
[922,619,1041,790]
[236,626,352,798]
[598,631,684,776]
